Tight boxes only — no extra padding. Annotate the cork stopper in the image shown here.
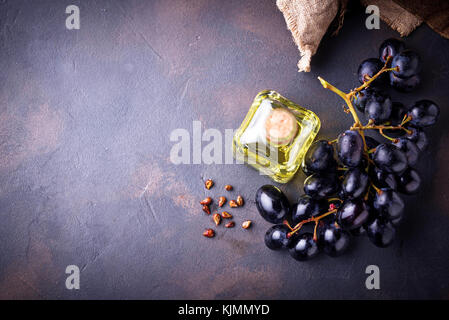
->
[265,108,298,146]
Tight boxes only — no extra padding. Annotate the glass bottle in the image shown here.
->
[233,90,320,183]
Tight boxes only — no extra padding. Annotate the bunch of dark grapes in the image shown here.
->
[255,39,440,261]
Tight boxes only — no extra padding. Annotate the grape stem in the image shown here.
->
[370,182,383,195]
[318,56,400,151]
[287,209,338,238]
[350,124,412,135]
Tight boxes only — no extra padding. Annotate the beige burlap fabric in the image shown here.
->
[276,0,343,72]
[360,0,422,36]
[278,0,448,72]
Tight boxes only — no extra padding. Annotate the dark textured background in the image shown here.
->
[0,0,448,299]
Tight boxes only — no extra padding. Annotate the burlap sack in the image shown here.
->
[276,0,345,72]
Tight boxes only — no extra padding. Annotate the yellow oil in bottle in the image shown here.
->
[233,90,320,183]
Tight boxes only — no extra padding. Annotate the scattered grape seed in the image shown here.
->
[225,221,235,228]
[213,213,221,226]
[242,220,252,229]
[203,229,215,238]
[205,179,214,190]
[229,200,238,208]
[202,205,211,215]
[221,211,232,219]
[218,196,226,207]
[236,195,244,207]
[200,197,212,205]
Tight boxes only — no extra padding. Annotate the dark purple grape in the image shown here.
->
[318,224,351,257]
[291,195,326,225]
[405,125,428,151]
[372,144,408,174]
[256,185,290,224]
[337,199,370,230]
[392,50,421,78]
[392,138,419,166]
[409,100,440,127]
[379,38,405,63]
[397,167,421,194]
[366,218,396,248]
[341,168,369,199]
[373,188,404,221]
[358,58,385,85]
[369,166,398,190]
[354,88,376,113]
[362,199,381,228]
[337,130,364,167]
[383,102,408,138]
[390,73,420,92]
[364,91,392,123]
[264,225,291,250]
[301,160,313,176]
[303,140,336,173]
[304,173,339,200]
[390,102,407,125]
[288,233,320,261]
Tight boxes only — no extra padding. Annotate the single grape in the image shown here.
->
[255,185,290,224]
[337,199,370,230]
[372,143,408,174]
[364,91,392,123]
[341,167,369,199]
[301,160,313,176]
[303,140,337,173]
[337,130,364,167]
[369,166,398,190]
[383,102,408,138]
[358,58,385,85]
[366,218,396,248]
[390,73,420,92]
[409,100,440,127]
[405,125,428,151]
[389,102,407,125]
[392,50,421,78]
[291,195,326,225]
[288,233,320,261]
[264,225,291,250]
[318,224,351,257]
[362,198,381,227]
[304,173,339,200]
[379,38,405,63]
[397,167,421,194]
[392,138,420,166]
[354,88,376,112]
[373,188,404,221]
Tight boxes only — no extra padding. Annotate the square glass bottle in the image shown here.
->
[233,90,320,183]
